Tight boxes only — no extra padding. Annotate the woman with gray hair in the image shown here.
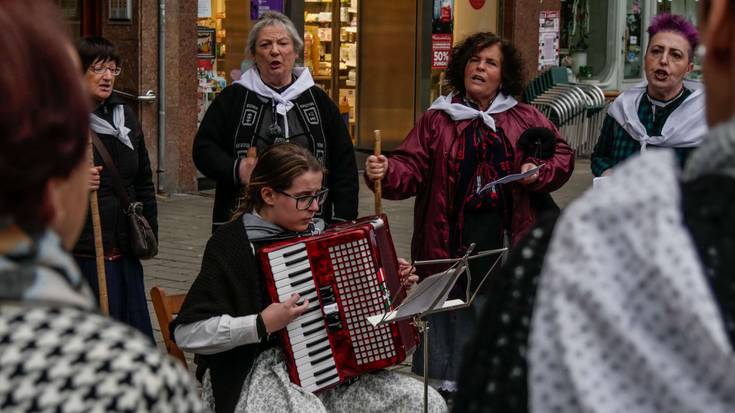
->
[194,11,358,234]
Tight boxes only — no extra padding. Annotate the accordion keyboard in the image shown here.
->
[268,242,340,392]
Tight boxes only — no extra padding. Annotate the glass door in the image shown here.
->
[623,0,645,80]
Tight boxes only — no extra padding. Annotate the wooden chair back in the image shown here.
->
[150,286,188,368]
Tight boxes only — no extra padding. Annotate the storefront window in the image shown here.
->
[304,0,359,141]
[561,0,616,81]
[197,0,228,125]
[624,0,645,79]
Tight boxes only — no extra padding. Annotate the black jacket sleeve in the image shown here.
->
[193,85,242,185]
[319,91,358,221]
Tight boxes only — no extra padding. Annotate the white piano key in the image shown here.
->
[271,259,310,280]
[275,268,314,289]
[270,253,309,274]
[272,262,311,283]
[267,243,306,262]
[304,374,340,393]
[295,347,334,376]
[278,283,316,302]
[286,309,322,333]
[298,361,338,388]
[287,321,327,346]
[292,334,330,360]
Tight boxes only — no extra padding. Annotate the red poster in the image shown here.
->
[432,33,452,69]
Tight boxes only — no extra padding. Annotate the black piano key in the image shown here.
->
[299,287,316,296]
[303,325,323,336]
[301,316,324,328]
[315,372,340,386]
[288,267,311,278]
[301,306,320,315]
[285,255,306,267]
[291,276,313,288]
[308,344,331,357]
[282,246,306,258]
[314,365,334,377]
[305,336,328,349]
[311,354,332,365]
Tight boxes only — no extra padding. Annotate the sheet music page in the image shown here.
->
[391,264,464,319]
[478,164,545,194]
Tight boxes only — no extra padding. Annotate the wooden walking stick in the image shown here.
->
[89,135,109,315]
[373,129,382,215]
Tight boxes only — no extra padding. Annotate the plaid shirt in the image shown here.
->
[591,88,694,176]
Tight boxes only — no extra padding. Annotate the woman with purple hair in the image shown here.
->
[591,13,708,177]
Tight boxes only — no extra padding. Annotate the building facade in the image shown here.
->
[56,0,699,193]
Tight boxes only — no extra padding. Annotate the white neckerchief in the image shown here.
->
[235,67,315,138]
[530,150,735,413]
[89,105,133,150]
[607,81,707,151]
[428,92,518,131]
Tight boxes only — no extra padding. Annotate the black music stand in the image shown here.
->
[367,244,508,413]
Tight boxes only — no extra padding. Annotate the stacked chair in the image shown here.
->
[523,67,607,156]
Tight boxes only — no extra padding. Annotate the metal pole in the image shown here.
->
[423,319,429,413]
[157,0,166,193]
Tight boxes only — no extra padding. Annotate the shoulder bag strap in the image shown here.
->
[90,131,132,210]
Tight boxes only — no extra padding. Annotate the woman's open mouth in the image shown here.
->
[654,69,669,81]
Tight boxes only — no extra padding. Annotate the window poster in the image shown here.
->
[251,0,285,20]
[538,10,560,70]
[432,0,454,69]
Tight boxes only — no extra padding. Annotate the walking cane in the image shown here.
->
[373,129,382,215]
[89,135,109,315]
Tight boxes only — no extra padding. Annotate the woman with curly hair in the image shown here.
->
[364,32,574,398]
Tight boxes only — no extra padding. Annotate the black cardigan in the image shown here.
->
[73,93,158,256]
[170,220,273,413]
[193,84,359,231]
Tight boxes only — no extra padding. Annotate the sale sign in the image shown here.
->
[432,0,453,69]
[432,34,452,69]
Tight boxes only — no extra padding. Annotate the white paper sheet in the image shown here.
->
[478,164,545,194]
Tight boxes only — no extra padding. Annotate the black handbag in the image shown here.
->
[91,132,158,259]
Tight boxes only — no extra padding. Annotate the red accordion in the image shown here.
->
[258,215,417,393]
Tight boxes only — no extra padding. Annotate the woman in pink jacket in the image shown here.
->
[365,32,574,400]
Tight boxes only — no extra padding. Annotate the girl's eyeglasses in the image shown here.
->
[275,188,329,210]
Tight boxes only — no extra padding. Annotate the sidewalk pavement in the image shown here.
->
[144,159,593,366]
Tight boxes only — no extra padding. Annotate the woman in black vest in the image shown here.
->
[194,11,358,234]
[72,37,158,341]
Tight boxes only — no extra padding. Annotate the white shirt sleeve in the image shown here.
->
[173,314,260,355]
